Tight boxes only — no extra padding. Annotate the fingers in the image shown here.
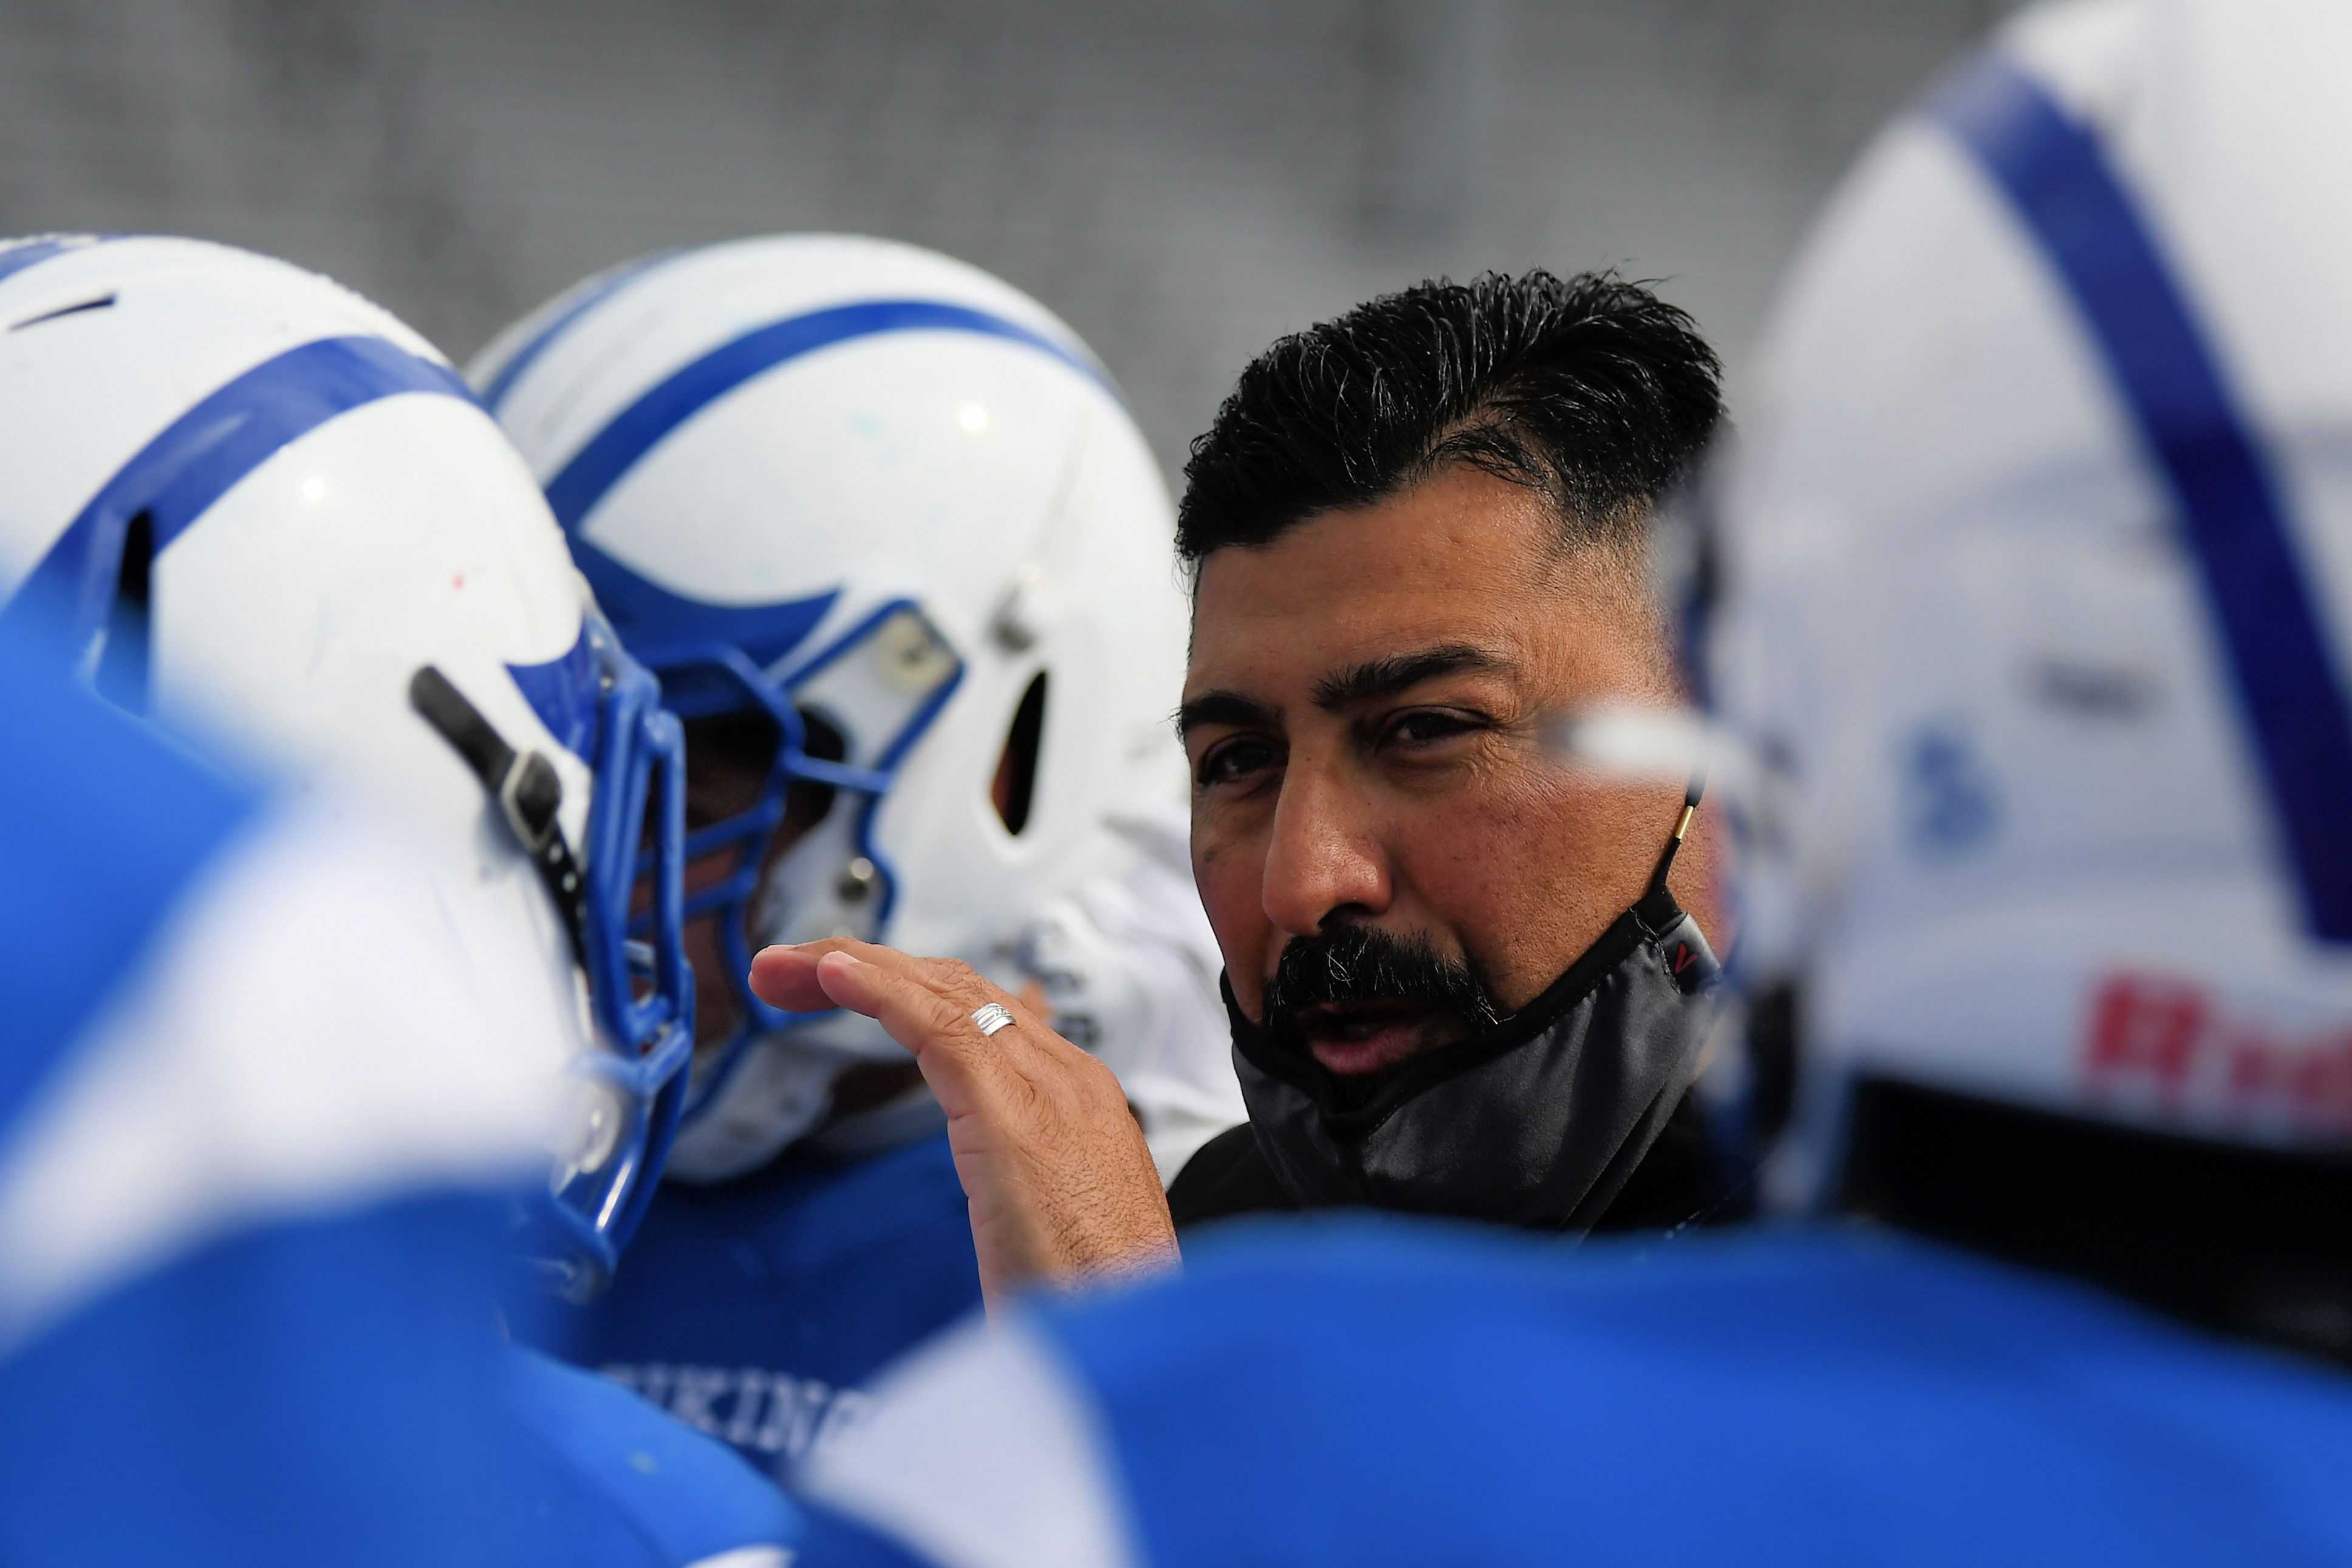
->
[747,940,851,1011]
[747,936,941,1012]
[812,952,969,1058]
[753,939,1036,1036]
[748,940,1051,1110]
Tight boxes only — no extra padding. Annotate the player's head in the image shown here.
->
[0,234,692,1299]
[473,234,1189,1179]
[1679,0,2352,1338]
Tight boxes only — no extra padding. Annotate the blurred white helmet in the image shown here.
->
[473,234,1215,1180]
[0,234,692,1296]
[1686,0,2352,1198]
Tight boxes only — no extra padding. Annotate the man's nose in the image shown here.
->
[1260,762,1391,938]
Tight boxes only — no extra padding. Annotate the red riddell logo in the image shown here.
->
[2084,973,2352,1130]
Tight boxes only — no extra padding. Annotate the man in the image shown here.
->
[776,0,2352,1561]
[0,234,798,1566]
[472,233,1245,1470]
[751,269,1734,1299]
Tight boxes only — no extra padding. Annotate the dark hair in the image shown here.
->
[1175,270,1722,566]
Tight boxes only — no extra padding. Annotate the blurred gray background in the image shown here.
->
[0,0,2016,474]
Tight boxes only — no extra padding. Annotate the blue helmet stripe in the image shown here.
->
[1,335,477,649]
[542,298,1116,533]
[0,234,120,291]
[570,531,839,673]
[505,619,602,760]
[1931,54,2352,943]
[476,248,684,415]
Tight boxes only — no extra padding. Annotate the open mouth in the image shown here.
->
[1294,998,1452,1076]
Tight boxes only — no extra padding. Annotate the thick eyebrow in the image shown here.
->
[1310,644,1507,711]
[1174,689,1278,743]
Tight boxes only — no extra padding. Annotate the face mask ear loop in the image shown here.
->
[1647,772,1707,897]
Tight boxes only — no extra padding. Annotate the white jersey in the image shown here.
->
[1010,802,1247,1185]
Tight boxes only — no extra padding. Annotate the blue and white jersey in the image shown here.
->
[501,1346,803,1568]
[547,1128,983,1481]
[795,1221,2352,1568]
[0,649,549,1567]
[0,642,803,1567]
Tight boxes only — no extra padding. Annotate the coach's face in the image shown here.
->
[1181,463,1709,1078]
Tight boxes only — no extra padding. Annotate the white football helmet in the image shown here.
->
[0,234,693,1297]
[473,234,1237,1181]
[1682,0,2352,1199]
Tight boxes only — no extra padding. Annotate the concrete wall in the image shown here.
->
[0,0,2015,471]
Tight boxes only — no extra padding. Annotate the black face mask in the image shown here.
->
[1226,806,1721,1232]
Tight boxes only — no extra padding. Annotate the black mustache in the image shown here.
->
[1260,922,1502,1049]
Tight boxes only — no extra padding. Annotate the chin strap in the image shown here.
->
[1646,772,1706,896]
[409,664,590,964]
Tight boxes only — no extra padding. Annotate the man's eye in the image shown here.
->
[1384,710,1483,748]
[1196,737,1280,789]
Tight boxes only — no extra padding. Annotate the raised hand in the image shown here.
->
[749,939,1180,1311]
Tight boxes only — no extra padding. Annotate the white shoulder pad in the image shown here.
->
[798,1314,1142,1568]
[0,801,547,1355]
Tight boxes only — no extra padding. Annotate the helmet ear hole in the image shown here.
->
[94,508,156,715]
[991,672,1049,836]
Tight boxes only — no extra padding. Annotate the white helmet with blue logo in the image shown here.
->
[0,234,692,1297]
[1684,0,2352,1198]
[472,234,1216,1181]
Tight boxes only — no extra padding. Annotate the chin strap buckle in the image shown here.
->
[410,664,591,964]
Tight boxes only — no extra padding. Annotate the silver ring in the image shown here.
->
[971,1002,1015,1038]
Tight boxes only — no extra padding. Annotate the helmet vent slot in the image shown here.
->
[9,294,115,332]
[992,672,1049,836]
